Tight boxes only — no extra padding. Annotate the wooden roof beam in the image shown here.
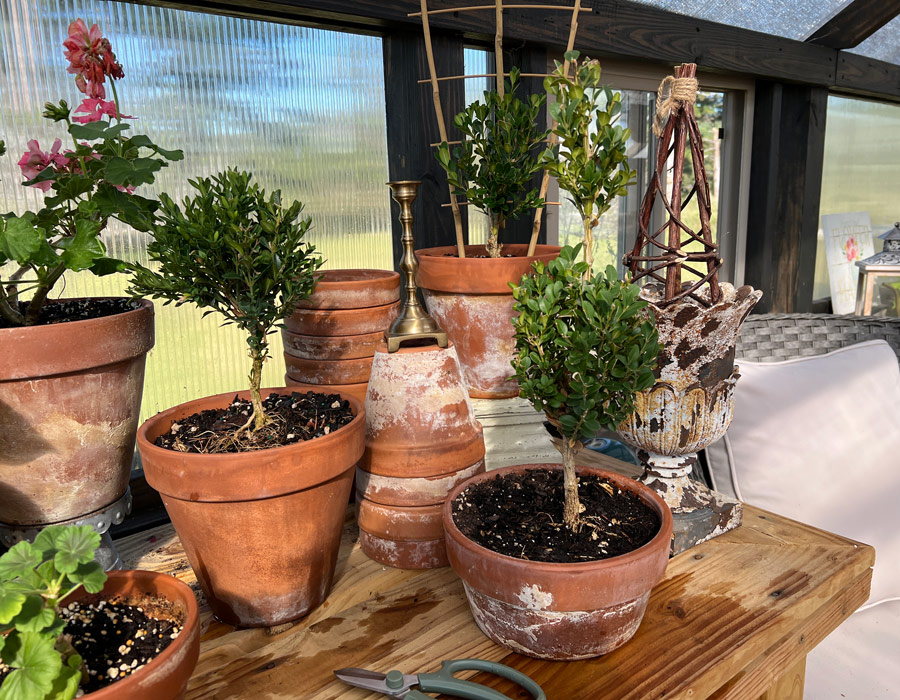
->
[805,0,900,50]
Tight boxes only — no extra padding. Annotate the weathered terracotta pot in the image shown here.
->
[355,458,485,507]
[0,299,154,526]
[296,269,400,310]
[137,388,365,628]
[285,376,368,406]
[361,342,485,477]
[282,329,384,360]
[284,353,373,385]
[443,464,673,660]
[357,529,449,569]
[357,499,444,541]
[285,301,401,337]
[416,244,561,398]
[66,570,200,700]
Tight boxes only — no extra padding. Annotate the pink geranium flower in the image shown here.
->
[63,19,124,98]
[17,139,69,191]
[72,98,134,123]
[844,237,859,262]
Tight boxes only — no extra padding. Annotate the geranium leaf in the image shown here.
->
[0,543,42,582]
[52,526,101,574]
[14,596,57,633]
[0,589,26,625]
[0,631,62,700]
[67,561,106,594]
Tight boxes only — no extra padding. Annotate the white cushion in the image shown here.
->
[804,600,900,699]
[706,340,900,606]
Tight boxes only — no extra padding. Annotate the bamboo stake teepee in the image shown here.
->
[412,0,586,257]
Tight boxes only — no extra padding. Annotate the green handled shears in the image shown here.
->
[334,658,546,700]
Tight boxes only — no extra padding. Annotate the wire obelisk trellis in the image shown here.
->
[623,63,723,305]
[411,0,588,257]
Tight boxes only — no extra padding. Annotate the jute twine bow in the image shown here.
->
[652,74,699,137]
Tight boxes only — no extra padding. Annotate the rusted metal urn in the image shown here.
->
[618,283,761,554]
[443,464,673,660]
[283,269,401,404]
[64,570,200,700]
[416,244,561,398]
[357,341,485,568]
[0,299,153,528]
[138,388,365,628]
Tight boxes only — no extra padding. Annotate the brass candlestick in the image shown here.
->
[385,180,448,352]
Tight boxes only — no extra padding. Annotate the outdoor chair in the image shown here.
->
[705,312,900,699]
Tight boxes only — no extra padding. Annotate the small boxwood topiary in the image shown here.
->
[127,169,323,433]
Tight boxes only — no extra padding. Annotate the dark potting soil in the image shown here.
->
[451,469,660,563]
[0,298,141,328]
[61,597,184,693]
[154,391,355,454]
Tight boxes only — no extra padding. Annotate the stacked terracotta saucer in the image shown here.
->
[283,270,401,404]
[356,341,485,569]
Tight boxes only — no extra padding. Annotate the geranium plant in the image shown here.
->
[0,525,106,700]
[541,51,635,268]
[436,68,548,258]
[127,169,323,433]
[0,19,182,327]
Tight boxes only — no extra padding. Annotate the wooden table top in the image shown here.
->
[115,496,874,700]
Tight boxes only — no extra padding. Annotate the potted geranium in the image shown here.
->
[0,524,200,699]
[418,68,561,398]
[128,169,365,628]
[441,54,672,660]
[0,20,181,538]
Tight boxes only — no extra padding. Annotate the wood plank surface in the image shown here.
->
[115,503,873,700]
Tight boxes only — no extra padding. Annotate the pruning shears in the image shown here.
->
[334,658,546,700]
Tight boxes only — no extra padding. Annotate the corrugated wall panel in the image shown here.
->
[0,0,391,418]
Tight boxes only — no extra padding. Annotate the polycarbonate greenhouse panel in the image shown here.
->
[628,0,848,42]
[849,15,900,66]
[0,0,391,419]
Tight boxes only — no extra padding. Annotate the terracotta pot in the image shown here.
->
[282,328,384,360]
[358,528,448,570]
[66,569,200,700]
[361,342,485,477]
[357,499,444,541]
[284,376,368,406]
[443,464,673,660]
[137,388,365,628]
[296,269,400,309]
[355,458,485,507]
[416,244,561,399]
[285,301,400,337]
[284,353,373,385]
[0,299,154,526]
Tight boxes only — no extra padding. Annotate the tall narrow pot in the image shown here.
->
[443,464,673,660]
[0,299,154,526]
[137,388,365,627]
[416,244,561,398]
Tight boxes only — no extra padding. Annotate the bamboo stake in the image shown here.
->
[417,72,551,84]
[443,201,562,208]
[495,0,504,97]
[408,4,591,17]
[528,0,581,256]
[420,0,466,257]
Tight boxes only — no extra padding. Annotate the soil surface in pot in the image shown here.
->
[154,391,354,453]
[452,470,660,563]
[0,597,183,694]
[0,298,141,328]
